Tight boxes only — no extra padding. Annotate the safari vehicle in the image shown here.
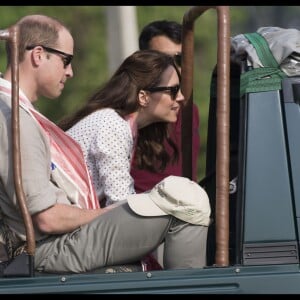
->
[1,5,300,294]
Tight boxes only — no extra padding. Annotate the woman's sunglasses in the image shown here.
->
[146,84,180,100]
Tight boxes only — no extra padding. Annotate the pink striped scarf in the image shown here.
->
[0,83,99,209]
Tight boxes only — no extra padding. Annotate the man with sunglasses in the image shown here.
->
[131,20,200,192]
[0,15,208,273]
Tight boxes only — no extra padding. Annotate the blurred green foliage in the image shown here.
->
[1,6,300,180]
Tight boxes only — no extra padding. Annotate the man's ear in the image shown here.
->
[30,46,43,67]
[138,90,149,107]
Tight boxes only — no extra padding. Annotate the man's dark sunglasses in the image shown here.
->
[173,53,181,67]
[26,45,73,68]
[146,84,180,100]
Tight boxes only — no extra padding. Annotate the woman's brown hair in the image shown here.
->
[58,49,180,171]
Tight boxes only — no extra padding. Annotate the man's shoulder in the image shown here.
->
[0,93,12,121]
[0,92,11,104]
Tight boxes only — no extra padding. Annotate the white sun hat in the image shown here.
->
[127,175,211,226]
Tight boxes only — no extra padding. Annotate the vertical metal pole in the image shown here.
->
[182,6,231,266]
[0,25,35,276]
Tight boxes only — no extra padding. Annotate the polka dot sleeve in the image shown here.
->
[67,108,135,206]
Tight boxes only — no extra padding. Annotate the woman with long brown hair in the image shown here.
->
[59,49,184,207]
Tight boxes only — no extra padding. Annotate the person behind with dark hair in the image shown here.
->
[131,20,201,193]
[0,15,209,273]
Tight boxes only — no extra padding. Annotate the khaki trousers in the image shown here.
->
[34,201,208,273]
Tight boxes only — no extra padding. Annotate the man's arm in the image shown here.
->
[32,203,114,235]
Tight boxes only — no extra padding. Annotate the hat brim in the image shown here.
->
[127,192,167,217]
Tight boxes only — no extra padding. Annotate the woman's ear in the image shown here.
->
[138,90,149,107]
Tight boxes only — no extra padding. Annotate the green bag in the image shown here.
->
[240,32,287,96]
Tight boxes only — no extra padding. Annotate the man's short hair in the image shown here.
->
[139,20,182,50]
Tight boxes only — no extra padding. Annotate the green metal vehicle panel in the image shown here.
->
[1,264,300,294]
[243,90,296,243]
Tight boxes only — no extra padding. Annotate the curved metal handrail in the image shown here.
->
[181,6,231,266]
[0,26,36,258]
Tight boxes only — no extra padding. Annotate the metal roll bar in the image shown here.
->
[0,25,35,276]
[181,6,231,266]
[0,6,230,275]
